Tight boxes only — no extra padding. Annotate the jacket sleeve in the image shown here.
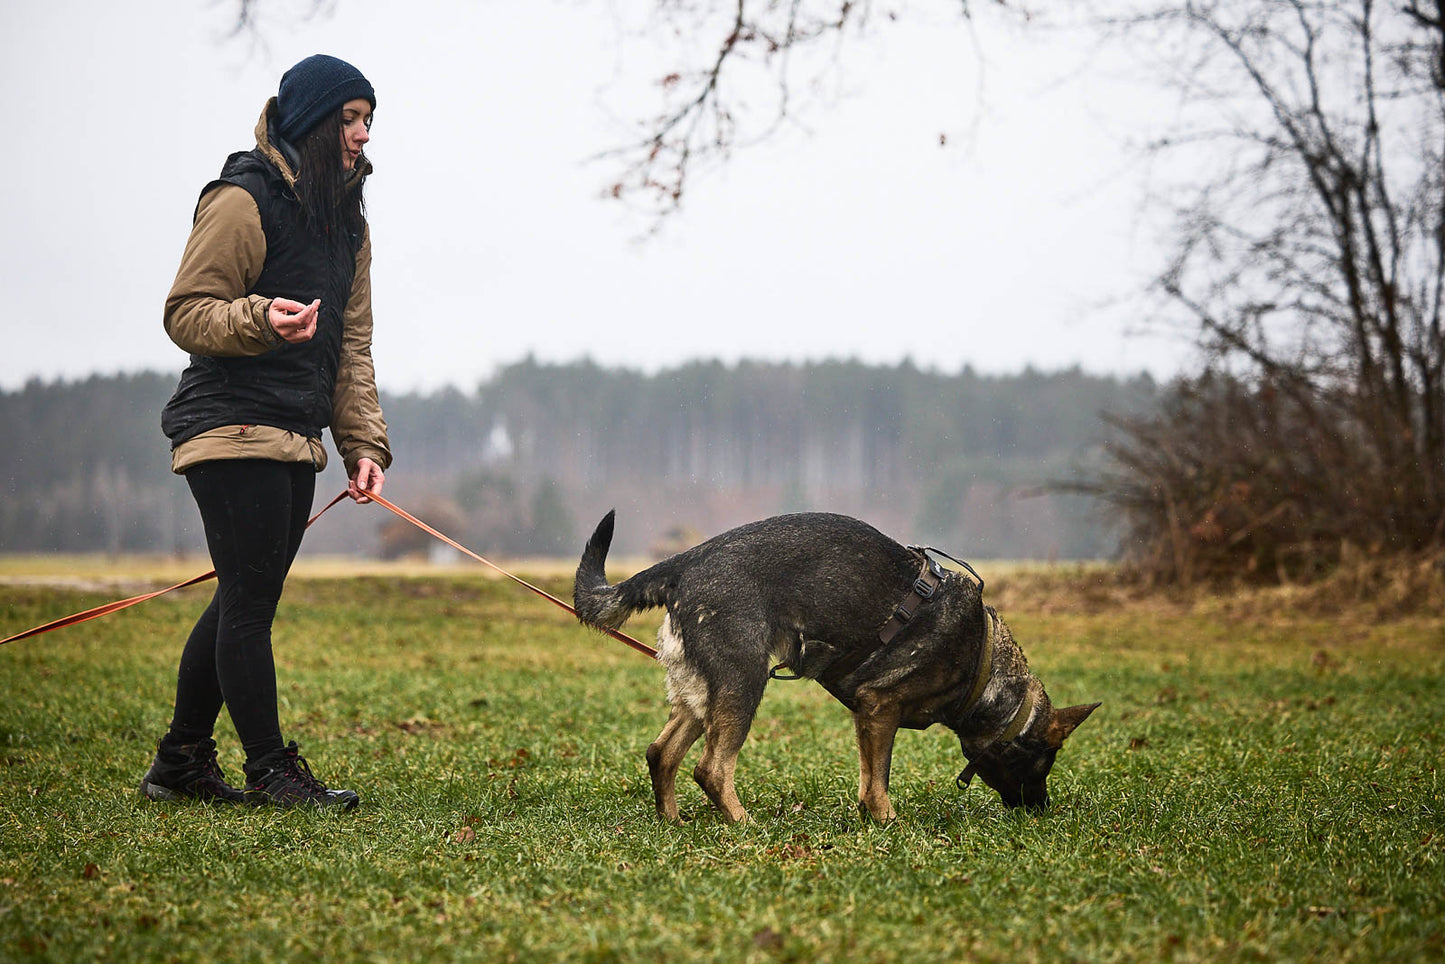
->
[163,184,282,356]
[330,224,393,475]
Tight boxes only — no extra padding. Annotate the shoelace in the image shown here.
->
[172,740,229,787]
[278,748,331,795]
[197,749,227,784]
[203,754,245,794]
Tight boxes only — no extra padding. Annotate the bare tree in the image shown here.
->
[224,0,1005,213]
[1085,0,1445,582]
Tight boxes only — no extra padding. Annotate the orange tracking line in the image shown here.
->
[1,490,658,659]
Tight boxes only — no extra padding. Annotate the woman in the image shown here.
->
[141,55,391,809]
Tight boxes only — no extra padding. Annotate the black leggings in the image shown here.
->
[166,459,315,763]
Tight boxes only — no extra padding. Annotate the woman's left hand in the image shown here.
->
[349,457,385,503]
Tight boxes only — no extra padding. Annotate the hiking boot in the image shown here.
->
[138,737,246,804]
[243,741,359,811]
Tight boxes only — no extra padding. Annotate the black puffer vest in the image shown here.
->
[161,148,362,448]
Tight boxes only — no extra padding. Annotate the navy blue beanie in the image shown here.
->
[276,54,376,142]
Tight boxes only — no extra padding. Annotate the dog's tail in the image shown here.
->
[573,511,674,631]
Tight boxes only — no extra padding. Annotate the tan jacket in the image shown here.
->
[164,100,391,477]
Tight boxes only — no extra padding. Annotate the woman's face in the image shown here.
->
[340,98,372,172]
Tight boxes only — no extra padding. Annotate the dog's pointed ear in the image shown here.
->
[1047,702,1102,747]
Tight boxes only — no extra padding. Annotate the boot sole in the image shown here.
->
[138,777,183,802]
[138,776,245,804]
[244,790,360,811]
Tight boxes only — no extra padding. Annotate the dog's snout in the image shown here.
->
[999,780,1050,811]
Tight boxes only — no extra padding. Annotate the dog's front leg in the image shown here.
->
[853,703,901,822]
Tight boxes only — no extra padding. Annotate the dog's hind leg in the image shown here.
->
[692,665,768,824]
[647,705,704,824]
[853,701,902,821]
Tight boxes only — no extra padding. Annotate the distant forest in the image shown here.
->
[0,360,1158,560]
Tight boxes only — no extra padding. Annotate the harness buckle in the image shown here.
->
[910,547,982,594]
[912,576,936,599]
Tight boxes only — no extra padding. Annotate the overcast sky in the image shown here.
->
[1,0,1183,393]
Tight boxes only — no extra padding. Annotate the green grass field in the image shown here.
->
[1,564,1441,962]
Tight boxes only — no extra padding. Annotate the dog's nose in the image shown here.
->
[1020,786,1049,811]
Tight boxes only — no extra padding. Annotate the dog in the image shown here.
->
[573,510,1100,823]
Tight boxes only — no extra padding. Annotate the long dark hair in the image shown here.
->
[294,109,366,245]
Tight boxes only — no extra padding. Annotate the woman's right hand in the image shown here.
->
[268,297,320,343]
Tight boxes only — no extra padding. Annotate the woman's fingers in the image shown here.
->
[348,459,384,503]
[268,298,321,343]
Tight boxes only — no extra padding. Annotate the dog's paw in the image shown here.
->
[858,799,897,822]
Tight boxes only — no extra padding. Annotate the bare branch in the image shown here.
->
[1084,0,1445,579]
[595,0,1009,218]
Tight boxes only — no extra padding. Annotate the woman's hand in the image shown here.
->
[349,457,385,503]
[268,297,320,343]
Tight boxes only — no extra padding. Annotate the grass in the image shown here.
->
[0,562,1441,962]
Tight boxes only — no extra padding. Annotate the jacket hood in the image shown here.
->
[254,97,373,192]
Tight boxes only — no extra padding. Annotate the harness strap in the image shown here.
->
[772,547,983,685]
[877,554,945,645]
[804,553,944,682]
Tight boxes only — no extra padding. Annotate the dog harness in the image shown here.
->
[772,547,988,686]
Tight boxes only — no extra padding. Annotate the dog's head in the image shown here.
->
[958,701,1100,809]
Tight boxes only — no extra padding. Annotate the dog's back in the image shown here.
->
[574,510,922,650]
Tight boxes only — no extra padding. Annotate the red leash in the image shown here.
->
[1,490,657,659]
[0,492,348,647]
[360,490,657,658]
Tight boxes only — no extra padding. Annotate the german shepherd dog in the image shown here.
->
[573,511,1100,823]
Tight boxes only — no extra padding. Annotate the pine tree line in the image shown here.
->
[0,361,1156,559]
